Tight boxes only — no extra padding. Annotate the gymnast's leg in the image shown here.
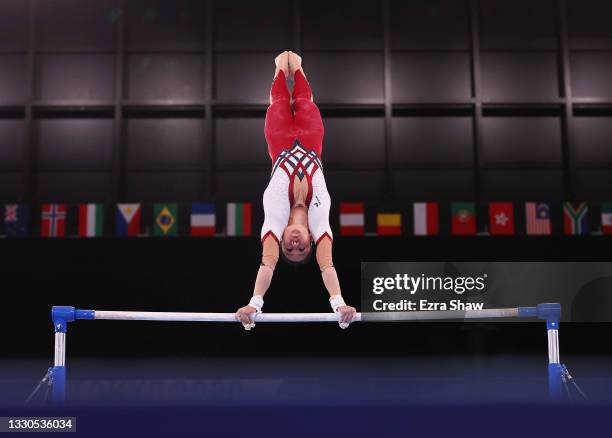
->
[264,51,295,162]
[289,52,324,158]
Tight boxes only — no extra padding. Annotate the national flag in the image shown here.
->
[41,204,67,238]
[451,202,476,235]
[116,203,141,236]
[78,204,104,237]
[377,213,401,235]
[563,202,589,235]
[153,203,178,236]
[339,202,364,236]
[191,203,215,237]
[600,203,612,235]
[413,202,438,236]
[525,202,551,235]
[227,202,252,236]
[489,202,515,235]
[4,204,29,237]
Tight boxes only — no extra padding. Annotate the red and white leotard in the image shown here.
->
[261,141,333,245]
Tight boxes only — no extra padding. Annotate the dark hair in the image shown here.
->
[279,239,315,266]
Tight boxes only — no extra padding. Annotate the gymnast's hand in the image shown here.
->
[235,305,258,331]
[337,305,357,329]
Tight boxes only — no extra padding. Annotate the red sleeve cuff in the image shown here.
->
[315,232,332,246]
[261,230,280,244]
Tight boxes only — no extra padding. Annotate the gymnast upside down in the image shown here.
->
[235,51,357,330]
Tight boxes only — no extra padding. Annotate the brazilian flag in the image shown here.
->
[154,203,178,236]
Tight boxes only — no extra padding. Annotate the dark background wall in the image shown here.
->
[1,0,612,357]
[4,236,612,358]
[1,0,612,207]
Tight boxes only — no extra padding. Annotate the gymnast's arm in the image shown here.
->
[253,236,279,298]
[235,235,278,329]
[316,236,357,328]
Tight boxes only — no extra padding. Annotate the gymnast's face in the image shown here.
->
[281,224,311,263]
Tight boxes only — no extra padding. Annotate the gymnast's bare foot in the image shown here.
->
[288,51,303,79]
[274,51,290,78]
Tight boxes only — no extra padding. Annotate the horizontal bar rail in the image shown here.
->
[91,308,522,322]
[55,304,556,324]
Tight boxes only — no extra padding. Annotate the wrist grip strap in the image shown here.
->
[329,295,346,313]
[249,295,264,313]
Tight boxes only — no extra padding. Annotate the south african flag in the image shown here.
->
[563,202,588,235]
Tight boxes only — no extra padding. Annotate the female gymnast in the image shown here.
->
[235,51,357,330]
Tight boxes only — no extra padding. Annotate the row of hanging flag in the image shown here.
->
[2,203,251,237]
[1,201,611,238]
[340,201,607,235]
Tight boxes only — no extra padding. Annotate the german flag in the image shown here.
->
[376,213,401,235]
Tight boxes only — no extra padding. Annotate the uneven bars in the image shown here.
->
[48,303,563,405]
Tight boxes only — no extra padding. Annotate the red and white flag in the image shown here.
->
[41,203,67,238]
[489,202,515,235]
[413,202,439,236]
[339,202,364,236]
